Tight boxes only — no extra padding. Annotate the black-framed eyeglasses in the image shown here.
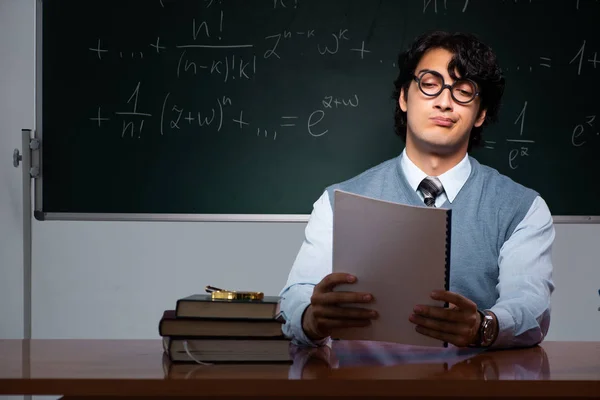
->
[413,70,480,104]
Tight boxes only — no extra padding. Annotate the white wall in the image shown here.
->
[544,225,600,341]
[0,0,33,340]
[30,222,600,341]
[0,3,34,400]
[31,220,304,338]
[1,0,599,350]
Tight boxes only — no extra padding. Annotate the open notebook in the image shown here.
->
[331,189,451,347]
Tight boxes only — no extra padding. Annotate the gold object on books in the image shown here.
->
[205,285,264,300]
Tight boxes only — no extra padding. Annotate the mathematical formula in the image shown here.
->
[90,82,360,141]
[86,0,597,172]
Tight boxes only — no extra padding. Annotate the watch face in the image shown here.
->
[482,315,494,343]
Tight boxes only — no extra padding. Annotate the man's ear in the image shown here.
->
[474,108,487,128]
[399,87,408,112]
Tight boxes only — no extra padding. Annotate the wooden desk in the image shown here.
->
[0,339,598,398]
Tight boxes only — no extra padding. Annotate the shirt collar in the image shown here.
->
[399,149,471,203]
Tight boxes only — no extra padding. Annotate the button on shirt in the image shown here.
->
[279,149,555,349]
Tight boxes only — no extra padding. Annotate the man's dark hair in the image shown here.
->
[392,30,505,151]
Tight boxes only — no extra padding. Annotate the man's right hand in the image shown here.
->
[302,273,378,341]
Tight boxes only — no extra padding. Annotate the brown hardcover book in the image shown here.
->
[175,294,281,319]
[162,336,292,363]
[159,310,284,338]
[161,353,294,375]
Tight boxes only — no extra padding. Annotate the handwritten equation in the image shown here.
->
[422,0,600,13]
[82,0,598,173]
[483,101,536,170]
[569,40,600,75]
[572,114,599,147]
[160,0,599,12]
[90,82,359,140]
[90,30,374,71]
[88,5,599,81]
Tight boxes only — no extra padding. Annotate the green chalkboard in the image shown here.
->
[40,0,600,218]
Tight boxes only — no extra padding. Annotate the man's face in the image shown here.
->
[399,47,486,155]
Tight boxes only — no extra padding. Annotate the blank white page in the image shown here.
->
[331,189,451,347]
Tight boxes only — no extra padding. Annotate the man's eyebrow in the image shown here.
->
[416,68,435,75]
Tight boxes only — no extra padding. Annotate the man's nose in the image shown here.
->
[434,86,454,110]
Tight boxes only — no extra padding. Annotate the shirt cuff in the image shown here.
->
[488,306,515,349]
[288,301,330,348]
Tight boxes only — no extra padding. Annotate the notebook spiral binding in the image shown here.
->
[444,209,452,348]
[444,209,452,293]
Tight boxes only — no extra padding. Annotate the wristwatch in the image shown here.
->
[475,310,496,347]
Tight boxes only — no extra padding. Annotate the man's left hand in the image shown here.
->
[409,290,480,347]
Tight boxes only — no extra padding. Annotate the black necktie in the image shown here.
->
[417,176,444,207]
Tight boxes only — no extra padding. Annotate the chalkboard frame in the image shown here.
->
[32,0,600,224]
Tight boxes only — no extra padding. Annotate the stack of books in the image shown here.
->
[159,292,292,363]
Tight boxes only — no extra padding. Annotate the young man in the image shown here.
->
[279,31,555,349]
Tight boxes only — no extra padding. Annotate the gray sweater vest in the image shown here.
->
[326,155,538,310]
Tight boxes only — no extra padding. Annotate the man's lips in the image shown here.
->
[430,117,455,127]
